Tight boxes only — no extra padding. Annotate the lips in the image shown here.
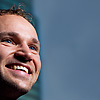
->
[5,63,32,74]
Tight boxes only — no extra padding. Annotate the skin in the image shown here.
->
[0,15,41,100]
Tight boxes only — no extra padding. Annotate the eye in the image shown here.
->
[29,45,38,51]
[1,38,15,44]
[3,40,12,43]
[29,46,35,50]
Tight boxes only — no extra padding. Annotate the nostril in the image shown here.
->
[14,54,25,63]
[14,51,33,62]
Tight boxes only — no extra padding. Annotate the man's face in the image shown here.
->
[0,15,41,93]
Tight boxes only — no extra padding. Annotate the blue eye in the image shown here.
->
[29,46,35,50]
[1,38,15,45]
[4,40,12,43]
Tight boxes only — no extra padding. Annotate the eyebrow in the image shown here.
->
[0,32,19,37]
[0,32,41,47]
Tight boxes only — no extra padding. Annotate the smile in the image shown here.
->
[5,63,31,74]
[11,65,28,73]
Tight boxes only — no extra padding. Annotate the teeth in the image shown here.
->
[11,65,28,73]
[13,65,16,70]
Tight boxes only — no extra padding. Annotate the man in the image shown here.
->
[0,5,41,100]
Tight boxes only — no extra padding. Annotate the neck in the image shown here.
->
[0,87,20,100]
[0,81,23,100]
[0,97,17,100]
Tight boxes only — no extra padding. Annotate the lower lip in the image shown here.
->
[7,67,30,77]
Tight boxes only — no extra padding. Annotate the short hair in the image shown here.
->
[0,5,32,23]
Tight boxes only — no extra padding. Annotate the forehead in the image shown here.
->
[0,15,38,40]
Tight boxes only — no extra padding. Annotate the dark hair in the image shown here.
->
[0,5,32,22]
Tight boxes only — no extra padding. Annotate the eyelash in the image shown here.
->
[29,45,38,51]
[1,38,15,45]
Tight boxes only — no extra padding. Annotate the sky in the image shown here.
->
[33,0,100,100]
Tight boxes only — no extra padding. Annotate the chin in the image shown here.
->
[14,81,33,95]
[2,78,33,95]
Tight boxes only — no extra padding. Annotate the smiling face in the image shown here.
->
[0,15,41,99]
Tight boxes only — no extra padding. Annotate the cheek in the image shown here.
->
[0,47,7,61]
[35,55,41,72]
[0,45,14,61]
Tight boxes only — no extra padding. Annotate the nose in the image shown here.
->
[14,43,33,62]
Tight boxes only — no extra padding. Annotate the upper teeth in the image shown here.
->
[11,65,28,73]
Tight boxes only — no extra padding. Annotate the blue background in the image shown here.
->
[33,0,100,100]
